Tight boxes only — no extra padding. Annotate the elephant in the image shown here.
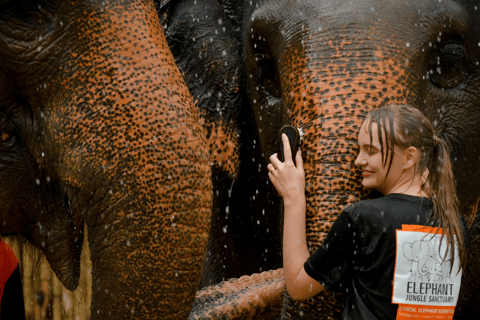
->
[403,240,437,282]
[0,1,212,319]
[433,238,461,283]
[158,0,480,318]
[3,0,480,319]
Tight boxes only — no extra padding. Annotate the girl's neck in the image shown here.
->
[383,172,427,197]
[386,188,428,197]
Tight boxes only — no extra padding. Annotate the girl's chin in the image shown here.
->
[362,180,377,190]
[362,182,385,195]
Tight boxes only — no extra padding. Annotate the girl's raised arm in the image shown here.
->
[268,134,325,300]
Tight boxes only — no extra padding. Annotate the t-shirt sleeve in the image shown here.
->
[304,210,357,292]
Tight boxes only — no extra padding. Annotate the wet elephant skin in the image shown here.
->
[0,1,211,319]
[160,0,285,289]
[163,0,480,319]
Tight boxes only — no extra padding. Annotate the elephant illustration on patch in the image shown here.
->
[403,237,458,283]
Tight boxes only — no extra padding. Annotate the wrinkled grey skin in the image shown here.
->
[162,0,480,318]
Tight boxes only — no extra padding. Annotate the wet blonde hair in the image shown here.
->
[366,104,466,270]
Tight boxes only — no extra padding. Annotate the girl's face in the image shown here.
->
[355,120,406,195]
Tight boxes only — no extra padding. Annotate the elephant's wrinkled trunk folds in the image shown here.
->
[36,2,211,319]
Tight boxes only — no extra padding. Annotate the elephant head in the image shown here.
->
[162,0,480,318]
[0,0,212,318]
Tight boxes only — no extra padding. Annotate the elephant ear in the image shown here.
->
[159,0,242,179]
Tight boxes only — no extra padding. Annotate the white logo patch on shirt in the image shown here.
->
[392,225,462,320]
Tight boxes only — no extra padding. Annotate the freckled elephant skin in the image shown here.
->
[190,269,285,319]
[163,0,480,318]
[0,1,211,319]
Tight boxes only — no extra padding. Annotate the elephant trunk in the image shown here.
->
[416,242,432,277]
[278,30,410,317]
[417,259,429,276]
[285,96,370,319]
[35,2,211,319]
[190,269,285,319]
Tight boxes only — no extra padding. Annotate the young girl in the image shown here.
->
[268,104,468,319]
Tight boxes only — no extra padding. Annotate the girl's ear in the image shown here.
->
[403,146,418,170]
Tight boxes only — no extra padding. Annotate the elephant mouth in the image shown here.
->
[32,181,85,291]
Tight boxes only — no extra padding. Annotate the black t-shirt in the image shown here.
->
[304,193,468,320]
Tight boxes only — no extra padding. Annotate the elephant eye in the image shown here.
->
[254,53,282,98]
[429,43,472,89]
[0,117,18,150]
[0,130,17,150]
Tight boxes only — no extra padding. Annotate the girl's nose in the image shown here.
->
[355,155,367,167]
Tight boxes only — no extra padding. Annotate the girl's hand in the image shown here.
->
[268,133,305,205]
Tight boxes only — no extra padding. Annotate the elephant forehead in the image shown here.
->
[248,0,468,28]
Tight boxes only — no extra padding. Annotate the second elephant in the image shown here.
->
[162,0,480,318]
